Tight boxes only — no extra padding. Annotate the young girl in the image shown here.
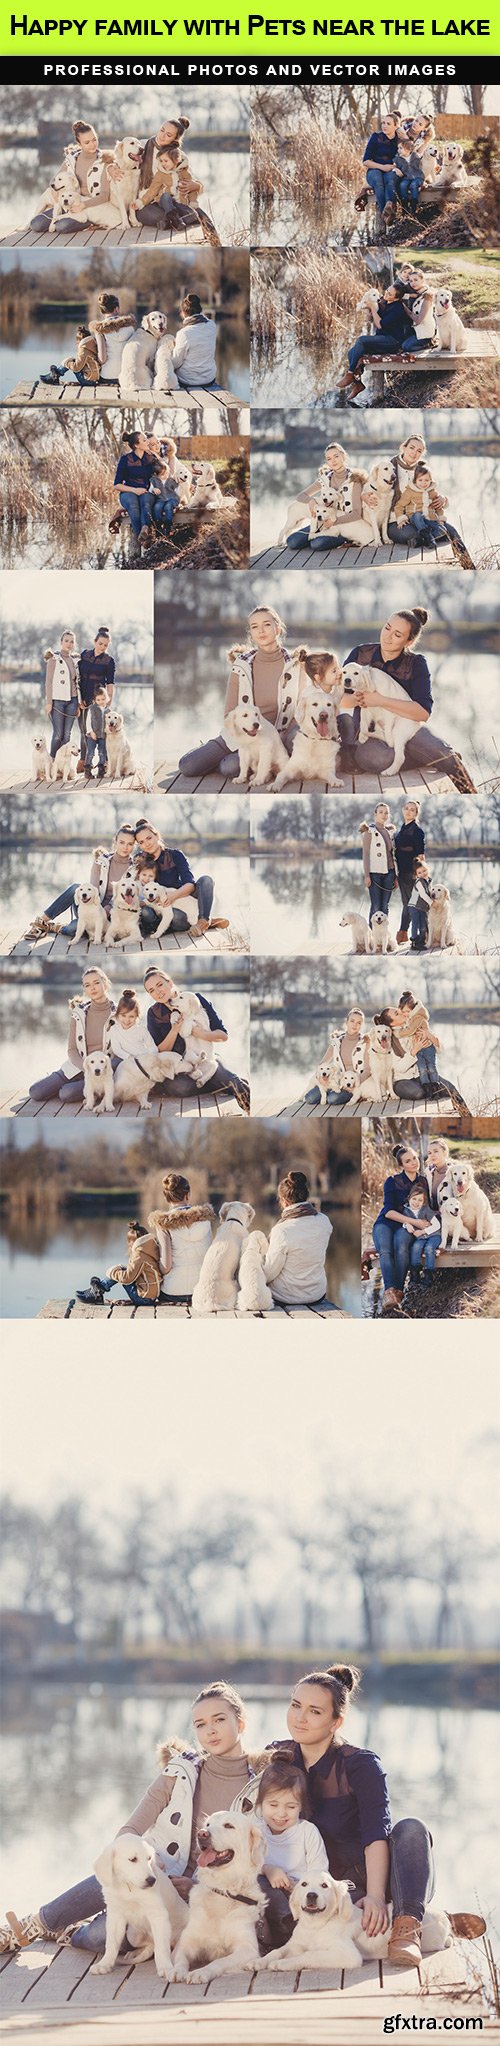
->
[359,805,396,924]
[400,1185,442,1286]
[178,606,295,781]
[28,968,114,1107]
[108,987,153,1065]
[84,683,109,781]
[396,990,467,1110]
[408,856,433,949]
[292,646,343,706]
[77,1219,162,1308]
[256,1760,328,1948]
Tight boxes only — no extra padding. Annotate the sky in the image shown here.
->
[0,570,153,637]
[1,1324,498,1535]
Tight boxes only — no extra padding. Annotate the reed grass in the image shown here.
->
[251,248,365,375]
[0,438,114,538]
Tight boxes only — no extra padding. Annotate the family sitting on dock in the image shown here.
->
[24,817,229,949]
[355,112,467,227]
[27,965,250,1115]
[282,433,472,563]
[1,1668,480,1969]
[176,603,474,793]
[303,997,468,1115]
[370,1137,468,1310]
[338,264,467,403]
[40,289,218,397]
[75,1167,332,1309]
[29,115,216,240]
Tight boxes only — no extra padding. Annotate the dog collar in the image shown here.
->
[203,1885,258,1907]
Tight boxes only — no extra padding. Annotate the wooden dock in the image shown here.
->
[0,220,208,251]
[257,1092,460,1121]
[0,1934,491,2045]
[37,1296,340,1320]
[437,1215,500,1267]
[3,379,249,436]
[0,921,248,962]
[0,771,153,798]
[252,535,457,571]
[0,1089,243,1123]
[155,760,459,797]
[363,329,500,400]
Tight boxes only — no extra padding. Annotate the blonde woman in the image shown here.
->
[28,968,114,1107]
[178,605,298,780]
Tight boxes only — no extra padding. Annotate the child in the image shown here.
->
[84,685,108,783]
[394,137,425,214]
[145,460,180,533]
[394,462,450,546]
[397,991,468,1112]
[401,1185,441,1286]
[359,805,396,923]
[256,1761,328,1890]
[40,327,101,388]
[77,1220,162,1308]
[108,988,155,1065]
[132,141,203,221]
[407,856,433,949]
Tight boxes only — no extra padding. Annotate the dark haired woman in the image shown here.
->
[113,431,155,543]
[133,818,226,940]
[339,282,415,400]
[372,1141,425,1310]
[339,608,473,791]
[264,1172,332,1306]
[171,294,218,389]
[134,118,203,231]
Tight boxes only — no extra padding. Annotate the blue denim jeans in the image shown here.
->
[139,873,214,937]
[399,174,424,210]
[50,698,78,760]
[44,882,78,935]
[373,1219,411,1293]
[348,332,403,375]
[305,1086,352,1107]
[369,874,394,920]
[409,1235,438,1274]
[389,1819,435,1922]
[119,489,152,538]
[85,737,106,771]
[29,1067,84,1106]
[417,1046,438,1087]
[365,166,397,211]
[409,908,428,945]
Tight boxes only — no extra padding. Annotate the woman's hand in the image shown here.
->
[267,1869,292,1892]
[361,1893,389,1936]
[364,878,370,890]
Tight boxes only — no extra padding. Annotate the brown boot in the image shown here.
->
[446,1913,486,1941]
[337,370,357,391]
[388,1915,422,1967]
[396,929,408,945]
[208,917,230,931]
[347,378,366,401]
[381,1288,400,1311]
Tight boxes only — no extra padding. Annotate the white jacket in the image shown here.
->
[151,1206,213,1297]
[143,1751,260,1875]
[265,1207,332,1305]
[172,318,217,386]
[96,319,137,381]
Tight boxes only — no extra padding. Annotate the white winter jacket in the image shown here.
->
[172,318,217,386]
[265,1206,332,1304]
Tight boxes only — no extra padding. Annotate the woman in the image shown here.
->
[394,800,426,944]
[148,1171,214,1304]
[264,1171,332,1307]
[285,443,372,553]
[113,431,156,544]
[30,120,125,235]
[171,294,218,389]
[178,605,297,782]
[338,607,470,790]
[304,1008,372,1110]
[44,631,80,764]
[339,284,416,402]
[90,293,137,386]
[135,118,203,231]
[361,114,399,218]
[28,968,114,1108]
[372,1141,426,1309]
[143,967,250,1114]
[133,818,226,939]
[23,824,137,945]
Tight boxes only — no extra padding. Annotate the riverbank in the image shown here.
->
[2,1648,498,1704]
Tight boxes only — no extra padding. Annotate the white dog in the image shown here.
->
[435,288,467,355]
[105,875,142,948]
[32,735,52,785]
[104,713,147,789]
[440,1160,494,1243]
[428,885,456,950]
[439,1191,466,1252]
[92,1833,187,1980]
[83,1051,114,1115]
[168,987,219,1086]
[356,286,382,332]
[139,879,199,941]
[191,1202,255,1315]
[224,704,290,789]
[51,742,78,786]
[314,1056,341,1107]
[342,662,422,778]
[71,885,108,948]
[258,1875,363,1974]
[173,1811,266,1983]
[237,1231,274,1314]
[119,311,169,396]
[189,461,224,510]
[273,686,344,792]
[340,913,373,956]
[370,911,396,955]
[113,1050,181,1111]
[108,136,144,222]
[47,163,82,231]
[356,1021,395,1104]
[364,459,395,545]
[433,140,468,190]
[151,333,181,396]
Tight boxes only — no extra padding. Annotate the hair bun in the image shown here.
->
[327,1664,361,1695]
[291,645,309,663]
[413,607,428,627]
[179,115,190,132]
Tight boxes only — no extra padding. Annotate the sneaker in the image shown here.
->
[40,367,62,386]
[76,1279,106,1305]
[23,915,59,943]
[388,1914,422,1967]
[96,765,106,781]
[447,1913,486,1941]
[84,767,92,784]
[231,1078,250,1115]
[2,1913,55,1951]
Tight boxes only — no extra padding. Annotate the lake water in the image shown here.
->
[0,147,250,244]
[0,980,249,1104]
[0,1686,497,1922]
[0,316,250,406]
[251,447,500,560]
[0,681,154,786]
[250,854,500,957]
[0,847,250,950]
[250,1012,500,1117]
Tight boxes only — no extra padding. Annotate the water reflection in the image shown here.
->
[251,448,500,560]
[0,982,249,1099]
[0,847,249,942]
[0,682,154,784]
[250,855,500,956]
[0,1686,497,1918]
[0,315,250,405]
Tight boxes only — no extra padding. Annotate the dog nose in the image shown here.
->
[144,1874,156,1888]
[306,1892,318,1907]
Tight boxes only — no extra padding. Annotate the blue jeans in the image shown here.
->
[373,1219,410,1293]
[389,1818,435,1923]
[365,166,397,211]
[369,874,394,921]
[30,1067,84,1106]
[50,698,78,760]
[400,335,432,355]
[305,1086,353,1107]
[85,736,106,771]
[44,882,78,937]
[409,1235,438,1274]
[348,332,403,375]
[119,490,152,538]
[409,907,428,945]
[417,1046,438,1088]
[399,174,423,210]
[31,209,85,234]
[151,501,175,529]
[139,874,214,937]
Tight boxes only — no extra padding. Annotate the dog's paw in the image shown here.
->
[186,1967,212,1985]
[155,1962,174,1982]
[91,1958,114,1975]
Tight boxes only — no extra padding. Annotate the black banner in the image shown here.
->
[1,52,499,79]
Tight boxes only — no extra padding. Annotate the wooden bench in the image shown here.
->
[364,329,500,400]
[439,1214,500,1267]
[0,220,207,250]
[257,1093,460,1122]
[2,379,249,437]
[0,1934,490,2042]
[252,535,456,572]
[0,921,247,962]
[0,1089,242,1123]
[37,1296,341,1320]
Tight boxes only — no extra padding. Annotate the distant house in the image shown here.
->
[0,1609,77,1666]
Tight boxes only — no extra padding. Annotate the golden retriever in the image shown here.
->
[173,1810,266,1984]
[92,1832,187,1980]
[72,885,108,948]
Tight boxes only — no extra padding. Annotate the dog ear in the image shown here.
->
[248,1822,266,1870]
[94,1843,116,1887]
[219,1203,231,1221]
[245,1205,256,1226]
[289,1882,302,1921]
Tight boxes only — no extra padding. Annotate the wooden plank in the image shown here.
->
[70,1962,135,2006]
[296,1969,343,1993]
[205,1974,253,2001]
[0,1944,59,2007]
[22,1947,94,2009]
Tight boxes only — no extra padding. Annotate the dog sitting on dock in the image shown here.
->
[32,735,53,785]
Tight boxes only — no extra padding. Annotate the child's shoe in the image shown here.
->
[40,366,63,385]
[84,767,92,784]
[76,1279,106,1305]
[96,765,106,781]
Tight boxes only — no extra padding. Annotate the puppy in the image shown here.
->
[224,704,290,789]
[51,742,78,785]
[370,911,396,955]
[189,461,224,510]
[48,163,82,231]
[72,885,108,948]
[191,1202,255,1315]
[119,312,169,396]
[173,1810,266,1983]
[105,875,142,947]
[341,662,422,779]
[258,1875,362,1974]
[113,1050,182,1111]
[440,1160,494,1244]
[32,735,52,785]
[93,1833,187,1980]
[435,288,467,356]
[83,1051,114,1115]
[355,286,382,332]
[428,885,455,950]
[420,139,441,185]
[279,496,314,544]
[237,1231,274,1314]
[104,713,148,790]
[139,879,199,941]
[356,1021,395,1104]
[433,140,467,190]
[340,913,373,956]
[314,1056,340,1107]
[273,685,344,792]
[168,986,219,1086]
[439,1192,466,1252]
[364,459,395,545]
[107,136,144,223]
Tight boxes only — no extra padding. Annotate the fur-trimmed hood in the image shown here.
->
[157,1738,273,1773]
[148,1203,215,1233]
[90,314,137,335]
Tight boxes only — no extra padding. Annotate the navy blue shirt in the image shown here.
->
[378,297,414,346]
[363,130,398,167]
[150,848,195,891]
[147,995,225,1060]
[271,1740,391,1887]
[376,1170,427,1233]
[114,452,155,490]
[344,642,432,717]
[78,648,116,708]
[394,820,425,879]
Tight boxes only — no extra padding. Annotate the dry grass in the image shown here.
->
[0,437,114,537]
[381,361,500,411]
[251,248,365,376]
[252,112,363,243]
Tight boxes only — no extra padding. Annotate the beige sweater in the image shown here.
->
[225,649,286,723]
[121,1751,252,1874]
